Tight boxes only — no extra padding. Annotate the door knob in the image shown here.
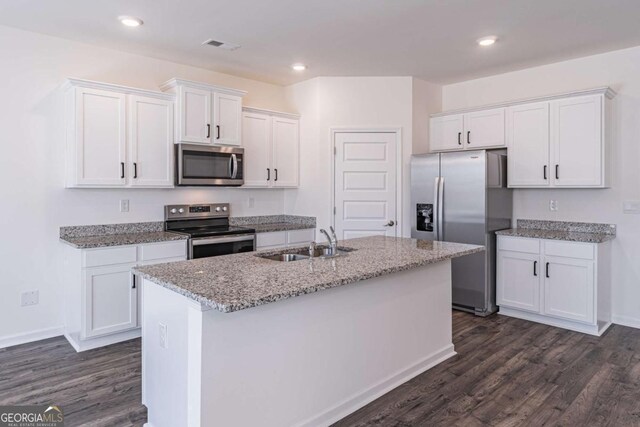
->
[385,220,396,227]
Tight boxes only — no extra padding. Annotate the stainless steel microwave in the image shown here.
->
[175,144,244,186]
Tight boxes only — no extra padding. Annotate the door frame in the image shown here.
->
[329,128,403,236]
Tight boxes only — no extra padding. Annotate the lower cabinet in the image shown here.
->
[63,240,187,351]
[496,235,610,336]
[256,229,315,250]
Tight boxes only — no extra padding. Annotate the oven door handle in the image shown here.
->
[231,154,238,179]
[191,234,255,245]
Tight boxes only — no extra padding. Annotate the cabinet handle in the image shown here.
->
[546,262,550,278]
[133,162,138,179]
[216,125,221,140]
[555,165,559,180]
[267,168,271,181]
[120,162,125,179]
[467,131,471,144]
[457,132,462,145]
[533,261,538,276]
[544,165,547,180]
[274,168,278,181]
[132,274,136,289]
[206,124,211,139]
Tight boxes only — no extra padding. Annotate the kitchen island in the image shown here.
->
[133,236,483,427]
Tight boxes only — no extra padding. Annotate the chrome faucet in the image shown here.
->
[308,241,317,258]
[320,226,338,255]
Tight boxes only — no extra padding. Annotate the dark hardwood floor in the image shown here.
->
[1,312,639,426]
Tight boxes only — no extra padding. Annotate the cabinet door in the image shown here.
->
[74,88,127,186]
[242,112,272,187]
[272,116,299,188]
[543,256,594,324]
[129,96,174,187]
[256,231,287,249]
[497,250,541,313]
[463,107,505,149]
[213,92,242,146]
[551,95,603,187]
[82,264,137,339]
[430,114,464,152]
[506,102,550,187]
[179,86,211,143]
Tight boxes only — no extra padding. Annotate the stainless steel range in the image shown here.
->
[165,203,256,259]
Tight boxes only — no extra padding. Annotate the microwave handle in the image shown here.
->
[231,154,238,179]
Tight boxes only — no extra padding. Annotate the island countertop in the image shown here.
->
[133,236,484,313]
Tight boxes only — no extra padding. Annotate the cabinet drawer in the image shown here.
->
[139,241,187,262]
[256,231,287,248]
[287,229,315,245]
[497,236,540,254]
[83,246,137,268]
[543,240,594,260]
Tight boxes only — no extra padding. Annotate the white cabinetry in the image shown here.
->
[256,229,315,250]
[496,235,611,336]
[63,240,187,352]
[430,108,505,152]
[242,107,300,188]
[63,79,175,188]
[506,102,550,187]
[161,78,246,146]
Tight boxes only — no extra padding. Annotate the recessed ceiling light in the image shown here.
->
[292,63,307,71]
[477,36,497,47]
[119,16,143,27]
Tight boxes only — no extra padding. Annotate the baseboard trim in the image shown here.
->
[498,308,606,336]
[612,315,640,330]
[296,344,456,427]
[65,329,141,352]
[0,326,64,349]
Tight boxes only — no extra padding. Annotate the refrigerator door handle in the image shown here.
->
[433,177,440,240]
[438,176,445,241]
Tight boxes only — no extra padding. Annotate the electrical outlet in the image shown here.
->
[21,290,39,306]
[120,199,130,213]
[248,198,255,208]
[549,200,558,211]
[623,200,640,214]
[159,323,168,349]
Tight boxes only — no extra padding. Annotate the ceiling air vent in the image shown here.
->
[202,39,241,51]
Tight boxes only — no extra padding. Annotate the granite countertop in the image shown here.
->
[60,231,188,249]
[230,214,316,233]
[495,219,616,244]
[133,236,484,313]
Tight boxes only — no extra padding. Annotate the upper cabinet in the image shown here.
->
[242,107,300,188]
[63,79,175,189]
[161,78,246,146]
[430,108,505,152]
[432,87,616,189]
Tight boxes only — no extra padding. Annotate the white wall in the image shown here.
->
[0,25,291,343]
[442,45,640,328]
[284,76,415,237]
[412,78,442,154]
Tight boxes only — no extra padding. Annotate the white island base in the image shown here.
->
[141,260,455,427]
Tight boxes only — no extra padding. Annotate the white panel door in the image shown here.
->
[551,95,603,187]
[506,102,550,187]
[82,264,137,339]
[242,112,272,187]
[334,132,397,239]
[129,96,174,187]
[75,88,127,186]
[543,256,595,324]
[463,107,505,149]
[272,116,299,188]
[497,251,541,313]
[214,92,242,146]
[179,86,211,143]
[429,114,464,152]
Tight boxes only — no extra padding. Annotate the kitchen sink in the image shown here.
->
[257,246,356,262]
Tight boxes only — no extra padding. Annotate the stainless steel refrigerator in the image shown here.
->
[411,149,512,316]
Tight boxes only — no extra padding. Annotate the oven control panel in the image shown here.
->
[164,203,230,220]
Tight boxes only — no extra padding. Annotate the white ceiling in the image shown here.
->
[1,0,640,86]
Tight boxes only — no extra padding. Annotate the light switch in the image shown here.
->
[623,200,640,214]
